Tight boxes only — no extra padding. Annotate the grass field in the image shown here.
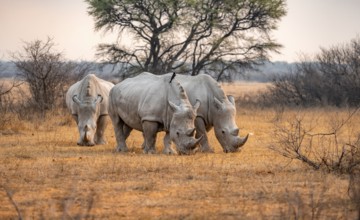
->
[0,82,359,219]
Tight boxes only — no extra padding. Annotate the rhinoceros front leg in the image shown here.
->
[72,114,82,144]
[162,132,176,155]
[72,114,79,124]
[195,117,214,153]
[110,115,128,152]
[95,115,108,145]
[142,121,159,154]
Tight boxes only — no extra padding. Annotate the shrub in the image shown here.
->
[269,108,360,174]
[266,37,360,107]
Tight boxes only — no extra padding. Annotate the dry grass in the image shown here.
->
[0,82,359,219]
[222,81,270,96]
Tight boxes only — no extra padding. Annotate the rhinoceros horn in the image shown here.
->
[190,136,203,150]
[236,134,249,149]
[177,83,188,100]
[186,128,196,137]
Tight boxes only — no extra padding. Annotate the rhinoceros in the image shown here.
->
[108,72,202,154]
[66,74,114,146]
[164,73,249,153]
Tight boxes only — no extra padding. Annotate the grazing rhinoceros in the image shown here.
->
[164,73,249,153]
[66,74,114,146]
[108,72,202,155]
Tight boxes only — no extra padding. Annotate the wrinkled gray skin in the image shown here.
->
[66,74,114,146]
[164,73,249,153]
[108,72,202,155]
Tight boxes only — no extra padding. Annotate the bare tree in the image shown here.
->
[12,37,76,115]
[86,0,286,78]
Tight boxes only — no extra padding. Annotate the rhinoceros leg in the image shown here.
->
[95,115,108,145]
[72,115,83,144]
[162,132,176,155]
[123,124,133,140]
[111,115,128,152]
[72,114,79,124]
[195,117,214,153]
[142,121,159,154]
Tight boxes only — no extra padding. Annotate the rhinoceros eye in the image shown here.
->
[222,130,225,134]
[176,131,180,136]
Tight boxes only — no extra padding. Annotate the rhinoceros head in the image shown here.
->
[168,83,202,155]
[72,94,103,146]
[212,95,248,153]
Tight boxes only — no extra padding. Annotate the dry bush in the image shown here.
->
[269,108,360,174]
[265,36,360,107]
[12,37,96,118]
[0,78,24,132]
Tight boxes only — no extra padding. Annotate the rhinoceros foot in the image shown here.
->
[144,148,156,154]
[116,145,128,153]
[200,146,214,153]
[95,138,106,145]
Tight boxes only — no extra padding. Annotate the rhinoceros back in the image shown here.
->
[109,72,180,131]
[66,74,114,115]
[173,74,226,125]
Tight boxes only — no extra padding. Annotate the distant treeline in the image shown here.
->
[0,60,296,83]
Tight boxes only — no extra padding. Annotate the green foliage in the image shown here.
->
[86,0,286,78]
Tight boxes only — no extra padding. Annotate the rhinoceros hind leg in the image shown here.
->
[123,123,133,140]
[195,117,214,153]
[95,115,108,145]
[110,114,128,152]
[162,132,176,155]
[142,121,158,154]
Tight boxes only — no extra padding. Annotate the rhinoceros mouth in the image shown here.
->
[177,148,197,155]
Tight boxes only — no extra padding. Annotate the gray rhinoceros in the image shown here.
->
[108,72,202,155]
[165,73,249,153]
[66,74,114,146]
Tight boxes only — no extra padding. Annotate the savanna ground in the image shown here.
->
[0,80,359,219]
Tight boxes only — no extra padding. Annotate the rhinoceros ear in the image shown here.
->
[214,97,223,110]
[227,95,235,106]
[193,99,201,112]
[168,101,180,112]
[72,95,81,105]
[94,94,103,104]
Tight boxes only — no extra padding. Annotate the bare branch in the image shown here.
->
[1,185,23,220]
[86,0,286,78]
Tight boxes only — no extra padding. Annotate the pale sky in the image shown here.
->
[1,0,360,62]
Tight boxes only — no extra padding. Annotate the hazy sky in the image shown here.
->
[1,0,360,62]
